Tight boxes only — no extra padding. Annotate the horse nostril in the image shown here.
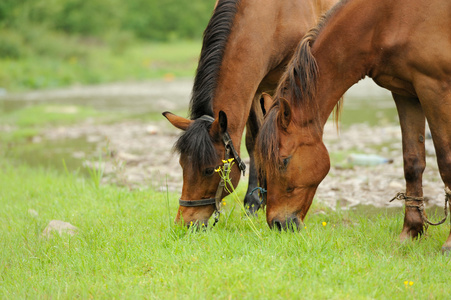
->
[272,220,283,231]
[271,216,300,231]
[287,217,300,231]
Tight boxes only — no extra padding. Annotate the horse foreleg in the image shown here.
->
[416,83,451,253]
[393,93,426,240]
[243,102,263,216]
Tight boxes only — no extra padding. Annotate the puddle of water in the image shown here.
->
[4,137,97,177]
[340,97,398,128]
[340,78,398,127]
[1,80,193,115]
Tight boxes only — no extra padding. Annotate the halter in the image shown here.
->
[178,115,246,227]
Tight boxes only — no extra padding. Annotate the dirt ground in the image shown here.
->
[8,79,448,210]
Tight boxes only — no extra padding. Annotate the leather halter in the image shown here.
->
[178,115,246,226]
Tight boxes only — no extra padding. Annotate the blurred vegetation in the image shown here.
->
[0,0,214,91]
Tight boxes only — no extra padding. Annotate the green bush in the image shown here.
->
[0,0,214,42]
[0,30,27,58]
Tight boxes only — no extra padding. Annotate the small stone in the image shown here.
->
[42,220,78,238]
[388,181,404,189]
[28,209,39,218]
[146,125,159,135]
[117,152,141,164]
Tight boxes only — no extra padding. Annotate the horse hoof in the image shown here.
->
[244,194,261,217]
[441,246,451,256]
[245,206,259,218]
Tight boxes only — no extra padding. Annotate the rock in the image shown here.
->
[146,125,159,135]
[388,180,404,190]
[425,144,436,156]
[42,220,78,238]
[347,153,393,166]
[116,152,141,164]
[28,209,39,218]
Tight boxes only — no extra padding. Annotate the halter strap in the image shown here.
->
[179,198,216,207]
[223,131,246,175]
[198,115,246,175]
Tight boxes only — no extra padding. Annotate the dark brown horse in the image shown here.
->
[163,0,337,226]
[256,0,451,251]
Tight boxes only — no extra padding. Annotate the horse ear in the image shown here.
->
[260,93,274,116]
[277,98,292,129]
[218,110,227,133]
[210,111,228,136]
[162,111,193,131]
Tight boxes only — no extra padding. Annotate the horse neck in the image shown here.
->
[312,0,384,127]
[212,0,320,140]
[212,52,265,138]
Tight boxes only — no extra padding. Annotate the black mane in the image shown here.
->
[189,0,240,119]
[175,0,240,170]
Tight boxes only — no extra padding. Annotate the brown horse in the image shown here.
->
[256,0,451,251]
[163,0,337,226]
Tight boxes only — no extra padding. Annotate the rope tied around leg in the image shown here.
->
[390,187,450,226]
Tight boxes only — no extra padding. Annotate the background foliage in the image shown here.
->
[0,0,213,43]
[0,0,213,90]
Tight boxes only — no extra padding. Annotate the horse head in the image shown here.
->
[256,92,330,231]
[163,111,243,227]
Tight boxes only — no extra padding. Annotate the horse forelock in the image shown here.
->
[256,105,282,178]
[189,0,241,120]
[174,118,219,171]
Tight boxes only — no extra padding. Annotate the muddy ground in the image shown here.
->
[4,79,448,210]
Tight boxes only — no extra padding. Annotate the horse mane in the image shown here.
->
[189,0,240,120]
[274,0,347,112]
[256,0,348,177]
[175,0,240,171]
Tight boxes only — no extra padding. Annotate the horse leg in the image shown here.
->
[393,93,426,240]
[243,99,263,216]
[415,85,451,252]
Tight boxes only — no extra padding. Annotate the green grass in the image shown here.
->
[1,158,450,299]
[0,40,201,92]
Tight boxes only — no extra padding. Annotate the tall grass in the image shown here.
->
[1,158,450,299]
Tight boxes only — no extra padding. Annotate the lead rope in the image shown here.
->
[390,187,450,231]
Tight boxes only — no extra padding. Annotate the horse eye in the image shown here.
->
[286,186,295,193]
[203,167,215,177]
[282,157,290,168]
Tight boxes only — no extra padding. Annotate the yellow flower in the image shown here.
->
[322,222,327,227]
[304,226,307,229]
[227,158,234,162]
[409,281,414,286]
[222,160,227,163]
[222,201,226,206]
[215,167,221,172]
[404,281,408,286]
